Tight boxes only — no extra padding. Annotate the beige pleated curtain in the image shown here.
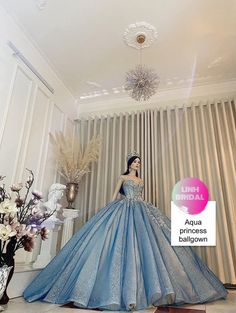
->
[75,98,236,284]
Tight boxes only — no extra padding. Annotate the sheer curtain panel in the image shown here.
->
[75,98,236,284]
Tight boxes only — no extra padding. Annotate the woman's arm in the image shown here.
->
[111,176,124,201]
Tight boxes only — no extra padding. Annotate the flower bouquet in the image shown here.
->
[0,169,55,304]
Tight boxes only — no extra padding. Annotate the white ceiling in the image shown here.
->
[1,0,236,103]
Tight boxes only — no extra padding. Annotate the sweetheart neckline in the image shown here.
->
[123,179,144,185]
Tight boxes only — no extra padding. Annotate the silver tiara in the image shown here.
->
[127,151,140,162]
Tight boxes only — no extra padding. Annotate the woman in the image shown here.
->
[24,152,227,310]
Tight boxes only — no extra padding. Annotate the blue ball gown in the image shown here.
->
[23,179,227,310]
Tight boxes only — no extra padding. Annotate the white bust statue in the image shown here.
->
[42,183,66,229]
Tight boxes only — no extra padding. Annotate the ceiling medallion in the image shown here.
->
[34,0,47,10]
[124,22,160,101]
[123,22,158,50]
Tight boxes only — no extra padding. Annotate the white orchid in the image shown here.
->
[0,199,18,214]
[0,225,16,241]
[10,183,23,192]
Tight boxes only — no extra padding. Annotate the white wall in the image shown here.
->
[0,6,77,263]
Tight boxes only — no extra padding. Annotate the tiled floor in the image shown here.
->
[1,290,235,313]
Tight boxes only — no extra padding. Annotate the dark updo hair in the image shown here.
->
[119,155,141,195]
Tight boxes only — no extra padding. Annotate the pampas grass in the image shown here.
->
[50,132,101,183]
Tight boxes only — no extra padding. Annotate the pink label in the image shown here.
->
[172,177,209,215]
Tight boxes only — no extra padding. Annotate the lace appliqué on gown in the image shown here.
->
[123,179,170,231]
[144,202,171,231]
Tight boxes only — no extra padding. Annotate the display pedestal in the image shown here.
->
[60,209,80,248]
[33,221,62,268]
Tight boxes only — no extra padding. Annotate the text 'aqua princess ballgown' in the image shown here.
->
[23,179,227,310]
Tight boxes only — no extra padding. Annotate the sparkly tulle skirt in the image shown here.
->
[23,198,227,310]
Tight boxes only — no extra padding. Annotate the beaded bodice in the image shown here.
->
[122,179,144,200]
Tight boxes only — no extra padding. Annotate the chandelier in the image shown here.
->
[123,22,160,102]
[125,62,160,102]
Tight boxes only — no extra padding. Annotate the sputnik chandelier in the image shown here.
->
[123,22,160,102]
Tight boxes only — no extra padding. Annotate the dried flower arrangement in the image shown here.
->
[49,132,101,184]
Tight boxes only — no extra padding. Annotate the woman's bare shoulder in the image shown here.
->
[119,175,126,181]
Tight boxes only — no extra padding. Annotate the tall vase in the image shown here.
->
[0,259,14,305]
[0,237,16,305]
[0,265,12,311]
[66,183,79,209]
